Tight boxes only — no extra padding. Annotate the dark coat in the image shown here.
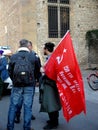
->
[0,56,9,81]
[8,47,37,87]
[39,75,61,113]
[32,51,42,82]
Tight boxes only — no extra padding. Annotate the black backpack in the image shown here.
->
[13,54,33,86]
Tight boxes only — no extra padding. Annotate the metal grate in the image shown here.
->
[48,6,58,38]
[60,0,69,4]
[48,0,70,38]
[48,0,57,3]
[60,7,69,37]
[48,0,69,4]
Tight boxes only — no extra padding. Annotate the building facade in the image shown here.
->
[0,0,98,66]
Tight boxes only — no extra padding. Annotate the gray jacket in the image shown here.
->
[39,75,61,113]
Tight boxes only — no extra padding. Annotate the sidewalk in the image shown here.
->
[0,68,98,130]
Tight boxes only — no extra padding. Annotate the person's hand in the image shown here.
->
[40,67,45,75]
[36,82,39,87]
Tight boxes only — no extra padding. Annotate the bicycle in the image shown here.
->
[87,67,98,91]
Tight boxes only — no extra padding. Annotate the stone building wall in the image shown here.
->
[0,0,37,51]
[0,0,98,66]
[36,0,98,65]
[20,0,37,51]
[70,0,98,66]
[0,0,22,51]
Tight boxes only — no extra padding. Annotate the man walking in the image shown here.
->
[7,39,37,130]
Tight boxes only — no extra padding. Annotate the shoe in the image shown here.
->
[31,115,36,120]
[30,128,34,130]
[47,120,59,125]
[24,128,34,130]
[14,116,20,123]
[46,120,51,124]
[0,96,2,100]
[43,124,58,130]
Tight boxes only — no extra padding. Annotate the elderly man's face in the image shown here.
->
[28,43,32,51]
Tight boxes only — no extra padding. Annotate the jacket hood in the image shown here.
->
[17,47,30,52]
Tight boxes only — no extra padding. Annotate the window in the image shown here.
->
[48,0,70,38]
[60,0,69,4]
[60,7,69,37]
[48,0,69,3]
[48,6,58,38]
[48,0,57,3]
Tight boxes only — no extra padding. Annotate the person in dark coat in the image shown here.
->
[7,39,36,130]
[39,42,61,130]
[0,50,9,100]
[14,41,41,123]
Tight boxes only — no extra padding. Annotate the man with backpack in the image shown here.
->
[14,41,41,123]
[7,39,38,130]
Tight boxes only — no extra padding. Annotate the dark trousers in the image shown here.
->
[0,78,4,98]
[48,111,59,125]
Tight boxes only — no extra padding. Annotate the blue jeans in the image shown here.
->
[7,86,34,130]
[15,86,35,118]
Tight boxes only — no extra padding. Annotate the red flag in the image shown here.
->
[44,31,86,122]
